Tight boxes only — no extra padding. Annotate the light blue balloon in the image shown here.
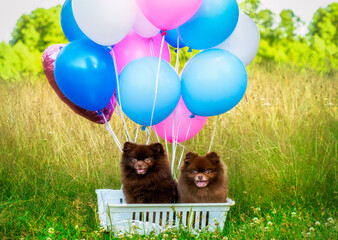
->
[117,57,181,126]
[163,29,186,49]
[181,49,247,116]
[178,0,239,50]
[54,39,116,111]
[60,0,89,41]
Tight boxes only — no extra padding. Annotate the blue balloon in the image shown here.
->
[118,57,181,126]
[60,0,89,41]
[181,49,247,116]
[162,29,186,49]
[54,39,116,111]
[178,0,239,50]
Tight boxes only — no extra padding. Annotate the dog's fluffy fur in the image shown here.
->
[177,152,228,203]
[121,142,177,203]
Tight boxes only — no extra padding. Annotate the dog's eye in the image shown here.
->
[144,158,151,163]
[190,170,197,174]
[131,159,137,163]
[205,170,212,174]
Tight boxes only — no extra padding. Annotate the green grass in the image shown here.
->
[0,63,336,239]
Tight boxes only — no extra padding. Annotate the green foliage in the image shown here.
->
[0,41,41,81]
[240,0,337,74]
[0,1,337,80]
[10,6,67,52]
[0,5,67,81]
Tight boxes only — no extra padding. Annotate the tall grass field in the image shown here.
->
[0,64,336,239]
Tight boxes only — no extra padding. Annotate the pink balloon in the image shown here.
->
[112,30,171,74]
[136,0,203,30]
[153,97,208,143]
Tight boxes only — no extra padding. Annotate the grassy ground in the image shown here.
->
[0,63,336,239]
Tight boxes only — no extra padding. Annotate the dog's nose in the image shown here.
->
[198,175,203,180]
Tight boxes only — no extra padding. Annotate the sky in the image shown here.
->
[0,0,335,43]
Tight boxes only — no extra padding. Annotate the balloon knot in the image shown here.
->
[188,48,193,53]
[97,110,103,116]
[189,114,196,119]
[141,126,147,131]
[161,31,167,36]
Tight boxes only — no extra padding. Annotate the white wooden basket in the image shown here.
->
[96,189,235,234]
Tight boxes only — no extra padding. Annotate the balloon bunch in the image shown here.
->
[42,0,260,149]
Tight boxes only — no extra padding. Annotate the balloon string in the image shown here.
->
[111,49,132,142]
[147,34,165,144]
[134,125,139,143]
[110,98,121,119]
[208,116,220,152]
[175,34,180,72]
[102,113,122,152]
[175,116,193,178]
[163,127,171,166]
[113,95,130,142]
[171,108,177,175]
[149,38,154,57]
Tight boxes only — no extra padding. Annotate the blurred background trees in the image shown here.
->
[0,0,336,81]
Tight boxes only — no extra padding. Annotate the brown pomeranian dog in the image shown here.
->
[177,152,228,203]
[121,142,177,204]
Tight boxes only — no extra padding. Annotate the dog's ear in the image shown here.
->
[150,143,164,155]
[184,152,198,165]
[206,152,220,164]
[123,142,136,153]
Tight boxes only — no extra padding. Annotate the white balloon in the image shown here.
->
[215,13,260,67]
[133,7,159,38]
[72,0,137,46]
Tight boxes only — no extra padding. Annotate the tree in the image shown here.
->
[0,5,68,80]
[10,5,67,52]
[239,0,261,20]
[277,10,303,41]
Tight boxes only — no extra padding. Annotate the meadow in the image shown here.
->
[0,63,336,239]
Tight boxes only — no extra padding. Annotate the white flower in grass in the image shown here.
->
[264,227,269,232]
[261,98,265,101]
[256,207,261,211]
[267,221,273,226]
[48,228,55,234]
[163,234,169,238]
[46,238,52,240]
[306,232,311,237]
[75,225,79,230]
[48,132,53,134]
[315,221,321,226]
[291,212,297,217]
[327,103,334,106]
[118,232,124,238]
[309,227,315,232]
[327,217,335,224]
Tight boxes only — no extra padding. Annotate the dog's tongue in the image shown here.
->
[196,181,207,188]
[137,169,146,174]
